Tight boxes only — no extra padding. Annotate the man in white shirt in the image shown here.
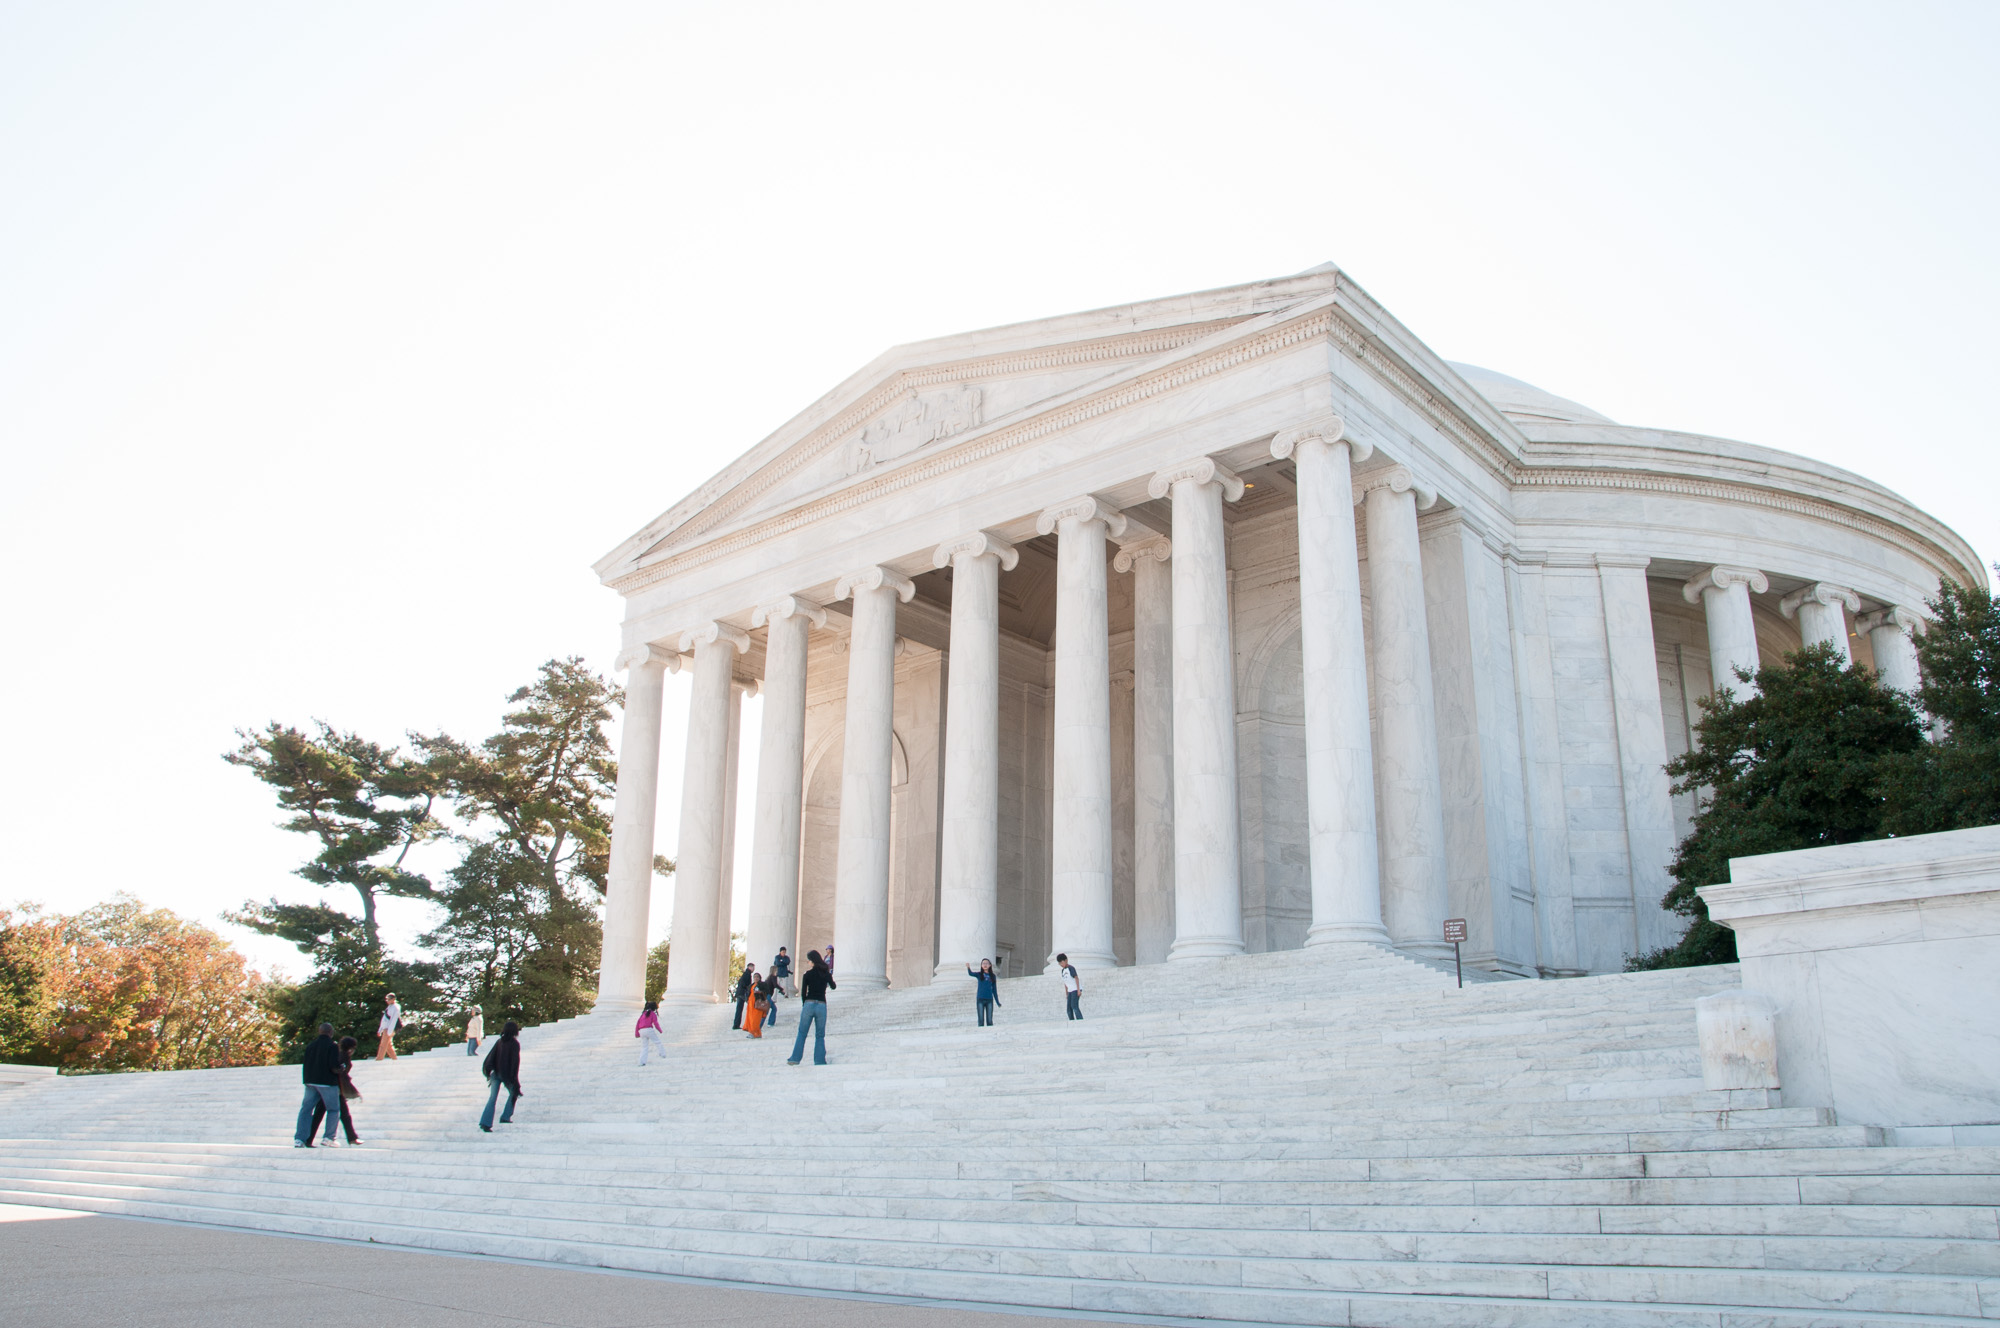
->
[376,993,401,1061]
[1056,953,1082,1020]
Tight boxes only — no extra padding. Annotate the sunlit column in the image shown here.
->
[745,596,824,975]
[1274,420,1390,947]
[663,622,749,1004]
[594,642,679,1010]
[832,565,914,990]
[1114,536,1174,965]
[933,532,1018,977]
[1781,581,1861,663]
[1859,605,1924,696]
[1683,565,1768,697]
[1147,457,1246,962]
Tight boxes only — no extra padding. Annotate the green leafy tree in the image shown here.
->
[229,901,448,1059]
[224,723,444,954]
[416,659,622,1025]
[1880,579,2000,834]
[1632,643,1927,969]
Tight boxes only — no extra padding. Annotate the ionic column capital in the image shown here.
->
[1683,565,1769,604]
[1857,605,1927,636]
[678,622,752,654]
[1351,464,1437,511]
[1780,582,1861,619]
[933,530,1020,571]
[834,566,917,604]
[750,595,828,629]
[1035,496,1127,538]
[614,642,685,674]
[1272,416,1374,465]
[1147,456,1245,502]
[1112,536,1172,573]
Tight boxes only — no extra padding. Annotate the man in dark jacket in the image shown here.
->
[786,951,836,1066]
[479,1020,523,1132]
[293,1024,343,1148]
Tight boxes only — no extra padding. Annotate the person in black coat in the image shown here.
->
[732,964,757,1030]
[479,1021,523,1132]
[307,1036,364,1145]
[293,1024,342,1148]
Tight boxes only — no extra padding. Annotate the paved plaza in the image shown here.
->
[0,1204,1163,1328]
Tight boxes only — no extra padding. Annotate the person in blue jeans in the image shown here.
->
[967,959,1001,1026]
[292,1023,343,1148]
[787,950,836,1066]
[1057,952,1082,1020]
[479,1020,522,1132]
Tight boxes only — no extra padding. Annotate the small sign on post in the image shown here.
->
[1443,918,1468,988]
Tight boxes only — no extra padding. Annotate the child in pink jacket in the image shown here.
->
[635,1002,667,1066]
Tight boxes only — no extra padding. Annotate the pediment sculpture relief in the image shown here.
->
[853,384,983,470]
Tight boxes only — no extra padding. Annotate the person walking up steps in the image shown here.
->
[465,1009,483,1057]
[769,948,791,1027]
[787,950,835,1066]
[1057,954,1082,1020]
[375,992,401,1060]
[731,963,756,1030]
[292,1023,343,1148]
[479,1020,522,1132]
[744,970,777,1038]
[308,1036,364,1146]
[968,959,1001,1026]
[635,1002,667,1065]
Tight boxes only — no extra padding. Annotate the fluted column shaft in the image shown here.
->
[1119,539,1175,965]
[595,646,672,1010]
[1860,607,1924,695]
[934,534,1016,976]
[1278,424,1389,947]
[833,567,911,990]
[1684,566,1768,698]
[1782,582,1860,664]
[664,630,743,1004]
[1040,499,1119,971]
[1361,469,1451,958]
[745,600,819,972]
[1149,459,1245,961]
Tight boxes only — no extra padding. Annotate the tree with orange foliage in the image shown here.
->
[0,897,280,1071]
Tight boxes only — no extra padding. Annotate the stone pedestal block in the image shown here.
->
[1695,989,1780,1090]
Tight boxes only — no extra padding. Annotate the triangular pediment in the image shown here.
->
[595,268,1351,583]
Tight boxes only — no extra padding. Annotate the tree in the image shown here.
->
[415,659,621,1025]
[224,723,444,954]
[0,898,281,1070]
[1632,643,1928,969]
[232,901,447,1060]
[1879,579,2000,835]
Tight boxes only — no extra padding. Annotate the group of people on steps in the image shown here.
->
[293,947,1088,1146]
[291,991,525,1146]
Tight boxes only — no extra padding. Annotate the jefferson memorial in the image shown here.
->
[589,264,1979,1007]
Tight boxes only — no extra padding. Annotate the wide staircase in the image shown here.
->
[2,946,1996,1326]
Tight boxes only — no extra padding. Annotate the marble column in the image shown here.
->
[1147,458,1246,961]
[1598,555,1680,957]
[663,623,749,1005]
[1274,421,1390,948]
[933,532,1018,977]
[595,642,678,1010]
[1357,465,1450,960]
[1683,565,1769,698]
[1781,582,1861,664]
[712,678,751,995]
[1859,606,1925,696]
[745,596,823,975]
[1114,536,1174,965]
[1037,497,1123,972]
[832,565,914,990]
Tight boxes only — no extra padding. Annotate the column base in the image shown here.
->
[589,996,643,1015]
[1395,941,1459,964]
[840,974,890,990]
[932,963,979,980]
[1305,923,1393,947]
[1045,950,1117,973]
[1168,936,1245,961]
[657,992,718,1007]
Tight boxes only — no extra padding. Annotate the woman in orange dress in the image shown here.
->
[743,971,776,1038]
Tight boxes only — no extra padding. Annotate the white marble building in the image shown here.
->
[589,265,1980,1007]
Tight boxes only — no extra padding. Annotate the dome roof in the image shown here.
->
[1448,362,1615,426]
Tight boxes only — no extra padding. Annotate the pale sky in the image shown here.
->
[3,2,1995,980]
